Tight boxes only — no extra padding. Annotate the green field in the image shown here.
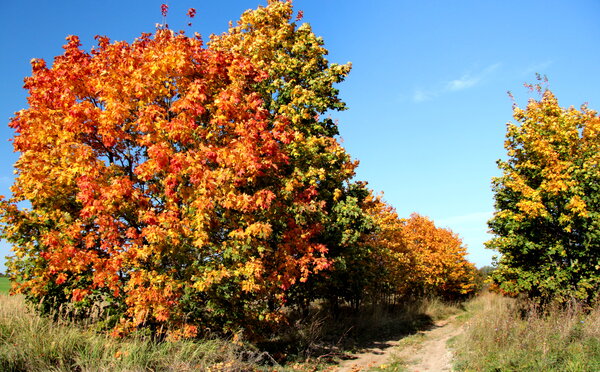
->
[0,277,10,294]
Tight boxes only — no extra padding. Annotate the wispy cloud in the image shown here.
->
[521,60,553,76]
[412,89,433,103]
[412,89,434,103]
[412,63,501,102]
[446,76,480,91]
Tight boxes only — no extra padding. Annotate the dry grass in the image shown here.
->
[0,291,466,371]
[452,291,600,371]
[0,294,284,371]
[262,296,464,367]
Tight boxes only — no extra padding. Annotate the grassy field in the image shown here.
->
[0,293,461,371]
[0,277,10,294]
[452,292,600,371]
[5,287,597,371]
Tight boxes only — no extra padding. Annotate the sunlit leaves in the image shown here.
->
[327,193,478,305]
[397,213,478,298]
[1,2,345,339]
[488,84,600,303]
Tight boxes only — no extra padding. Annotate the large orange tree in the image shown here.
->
[1,1,367,339]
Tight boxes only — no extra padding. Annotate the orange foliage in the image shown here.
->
[0,2,479,340]
[398,213,478,298]
[358,196,478,301]
[2,24,332,338]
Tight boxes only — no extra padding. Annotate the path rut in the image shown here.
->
[335,315,464,371]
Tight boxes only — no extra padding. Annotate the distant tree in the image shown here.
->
[487,81,600,303]
[478,266,496,279]
[399,213,478,299]
[310,197,479,306]
[472,266,495,291]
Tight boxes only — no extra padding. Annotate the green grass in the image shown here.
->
[367,360,407,371]
[0,278,10,294]
[452,292,600,372]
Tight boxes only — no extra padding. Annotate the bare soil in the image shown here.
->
[335,315,464,371]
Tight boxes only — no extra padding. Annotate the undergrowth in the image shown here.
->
[0,293,462,371]
[0,294,279,372]
[261,296,463,364]
[453,291,600,372]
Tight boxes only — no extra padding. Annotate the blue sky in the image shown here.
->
[0,0,599,271]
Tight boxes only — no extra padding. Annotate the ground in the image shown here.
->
[335,314,465,371]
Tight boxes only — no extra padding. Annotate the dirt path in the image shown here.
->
[393,315,464,371]
[335,339,401,372]
[335,315,464,371]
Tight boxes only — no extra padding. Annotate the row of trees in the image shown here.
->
[0,1,478,340]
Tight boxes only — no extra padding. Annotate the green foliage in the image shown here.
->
[487,82,600,303]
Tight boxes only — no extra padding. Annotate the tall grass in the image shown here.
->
[0,291,463,371]
[0,294,281,371]
[16,285,569,372]
[453,292,600,371]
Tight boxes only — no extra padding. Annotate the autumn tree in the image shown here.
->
[0,1,364,340]
[324,195,478,306]
[397,213,478,299]
[487,82,600,303]
[209,0,374,310]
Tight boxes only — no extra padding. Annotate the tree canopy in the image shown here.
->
[488,82,600,303]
